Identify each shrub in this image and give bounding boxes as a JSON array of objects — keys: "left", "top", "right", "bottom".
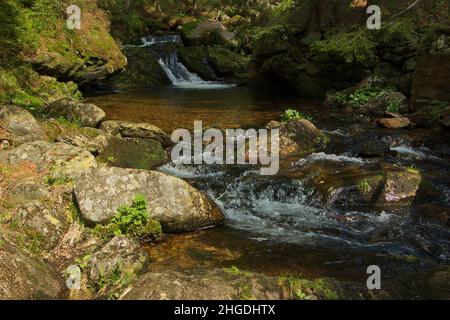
[
  {"left": 281, "top": 109, "right": 313, "bottom": 122},
  {"left": 335, "top": 86, "right": 395, "bottom": 108},
  {"left": 93, "top": 195, "right": 162, "bottom": 241}
]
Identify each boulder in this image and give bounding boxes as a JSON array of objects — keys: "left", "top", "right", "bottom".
[
  {"left": 0, "top": 141, "right": 97, "bottom": 180},
  {"left": 56, "top": 127, "right": 111, "bottom": 154},
  {"left": 377, "top": 117, "right": 411, "bottom": 128},
  {"left": 124, "top": 268, "right": 283, "bottom": 300},
  {"left": 104, "top": 47, "right": 170, "bottom": 89},
  {"left": 74, "top": 167, "right": 225, "bottom": 232},
  {"left": 206, "top": 46, "right": 249, "bottom": 82},
  {"left": 252, "top": 25, "right": 293, "bottom": 60},
  {"left": 86, "top": 236, "right": 149, "bottom": 285},
  {"left": 0, "top": 105, "right": 46, "bottom": 146},
  {"left": 97, "top": 137, "right": 168, "bottom": 170},
  {"left": 45, "top": 98, "right": 105, "bottom": 127},
  {"left": 279, "top": 119, "right": 329, "bottom": 157},
  {"left": 361, "top": 92, "right": 408, "bottom": 116},
  {"left": 357, "top": 139, "right": 390, "bottom": 157},
  {"left": 178, "top": 46, "right": 219, "bottom": 81},
  {"left": 181, "top": 21, "right": 235, "bottom": 46},
  {"left": 0, "top": 228, "right": 62, "bottom": 299},
  {"left": 99, "top": 120, "right": 172, "bottom": 147}
]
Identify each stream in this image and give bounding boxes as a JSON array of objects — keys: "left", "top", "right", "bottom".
[{"left": 85, "top": 35, "right": 450, "bottom": 298}]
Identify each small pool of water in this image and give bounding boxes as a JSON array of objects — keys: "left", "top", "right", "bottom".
[{"left": 87, "top": 86, "right": 319, "bottom": 132}]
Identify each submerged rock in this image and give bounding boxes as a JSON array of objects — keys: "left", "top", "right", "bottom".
[
  {"left": 0, "top": 141, "right": 97, "bottom": 180},
  {"left": 0, "top": 228, "right": 62, "bottom": 299},
  {"left": 99, "top": 120, "right": 172, "bottom": 147},
  {"left": 0, "top": 105, "right": 46, "bottom": 146},
  {"left": 45, "top": 98, "right": 105, "bottom": 127},
  {"left": 74, "top": 167, "right": 224, "bottom": 232},
  {"left": 279, "top": 119, "right": 329, "bottom": 157},
  {"left": 97, "top": 137, "right": 168, "bottom": 170}
]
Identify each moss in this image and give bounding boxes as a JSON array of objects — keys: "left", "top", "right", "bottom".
[{"left": 279, "top": 276, "right": 339, "bottom": 300}]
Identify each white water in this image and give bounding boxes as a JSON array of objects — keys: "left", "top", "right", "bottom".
[
  {"left": 295, "top": 152, "right": 365, "bottom": 166},
  {"left": 157, "top": 54, "right": 233, "bottom": 89},
  {"left": 390, "top": 145, "right": 440, "bottom": 160}
]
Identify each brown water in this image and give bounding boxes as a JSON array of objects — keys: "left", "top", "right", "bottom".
[
  {"left": 88, "top": 86, "right": 450, "bottom": 299},
  {"left": 87, "top": 87, "right": 319, "bottom": 132}
]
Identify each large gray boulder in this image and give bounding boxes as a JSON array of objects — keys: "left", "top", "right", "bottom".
[
  {"left": 0, "top": 141, "right": 97, "bottom": 180},
  {"left": 99, "top": 120, "right": 172, "bottom": 147},
  {"left": 45, "top": 98, "right": 105, "bottom": 127},
  {"left": 0, "top": 105, "right": 46, "bottom": 146},
  {"left": 74, "top": 167, "right": 224, "bottom": 232}
]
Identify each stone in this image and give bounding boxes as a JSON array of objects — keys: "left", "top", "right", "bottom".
[
  {"left": 377, "top": 117, "right": 411, "bottom": 128},
  {"left": 178, "top": 46, "right": 219, "bottom": 81},
  {"left": 0, "top": 141, "right": 97, "bottom": 180},
  {"left": 266, "top": 120, "right": 282, "bottom": 129},
  {"left": 45, "top": 98, "right": 105, "bottom": 127},
  {"left": 206, "top": 46, "right": 249, "bottom": 81},
  {"left": 0, "top": 105, "right": 46, "bottom": 146},
  {"left": 357, "top": 139, "right": 390, "bottom": 157},
  {"left": 279, "top": 119, "right": 329, "bottom": 157},
  {"left": 0, "top": 227, "right": 62, "bottom": 299},
  {"left": 74, "top": 167, "right": 225, "bottom": 232},
  {"left": 412, "top": 54, "right": 450, "bottom": 102},
  {"left": 97, "top": 137, "right": 168, "bottom": 170},
  {"left": 361, "top": 91, "right": 408, "bottom": 116},
  {"left": 99, "top": 120, "right": 172, "bottom": 148},
  {"left": 56, "top": 127, "right": 111, "bottom": 154},
  {"left": 86, "top": 236, "right": 149, "bottom": 284},
  {"left": 181, "top": 21, "right": 235, "bottom": 46}
]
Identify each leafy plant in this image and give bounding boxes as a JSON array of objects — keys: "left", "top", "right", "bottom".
[
  {"left": 93, "top": 195, "right": 162, "bottom": 241},
  {"left": 224, "top": 265, "right": 241, "bottom": 276},
  {"left": 406, "top": 165, "right": 420, "bottom": 174},
  {"left": 358, "top": 179, "right": 373, "bottom": 194},
  {"left": 386, "top": 101, "right": 401, "bottom": 113},
  {"left": 335, "top": 86, "right": 395, "bottom": 108},
  {"left": 281, "top": 109, "right": 313, "bottom": 122}
]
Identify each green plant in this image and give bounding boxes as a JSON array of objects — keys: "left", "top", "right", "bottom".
[
  {"left": 55, "top": 116, "right": 82, "bottom": 128},
  {"left": 93, "top": 195, "right": 162, "bottom": 241},
  {"left": 281, "top": 109, "right": 313, "bottom": 122},
  {"left": 224, "top": 265, "right": 241, "bottom": 276},
  {"left": 406, "top": 165, "right": 420, "bottom": 174},
  {"left": 335, "top": 86, "right": 395, "bottom": 108},
  {"left": 358, "top": 179, "right": 373, "bottom": 194},
  {"left": 386, "top": 101, "right": 401, "bottom": 113}
]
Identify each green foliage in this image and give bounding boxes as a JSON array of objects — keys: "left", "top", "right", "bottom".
[
  {"left": 96, "top": 264, "right": 135, "bottom": 300},
  {"left": 93, "top": 195, "right": 162, "bottom": 241},
  {"left": 313, "top": 28, "right": 376, "bottom": 64},
  {"left": 335, "top": 86, "right": 395, "bottom": 108},
  {"left": 358, "top": 179, "right": 373, "bottom": 194},
  {"left": 406, "top": 165, "right": 420, "bottom": 175},
  {"left": 55, "top": 116, "right": 82, "bottom": 128},
  {"left": 386, "top": 101, "right": 401, "bottom": 113},
  {"left": 279, "top": 276, "right": 339, "bottom": 300},
  {"left": 376, "top": 19, "right": 419, "bottom": 47},
  {"left": 281, "top": 109, "right": 313, "bottom": 122},
  {"left": 223, "top": 265, "right": 241, "bottom": 276}
]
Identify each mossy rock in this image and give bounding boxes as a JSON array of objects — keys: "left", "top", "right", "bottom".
[
  {"left": 252, "top": 25, "right": 296, "bottom": 60},
  {"left": 97, "top": 137, "right": 168, "bottom": 170},
  {"left": 207, "top": 46, "right": 249, "bottom": 82},
  {"left": 178, "top": 46, "right": 219, "bottom": 81}
]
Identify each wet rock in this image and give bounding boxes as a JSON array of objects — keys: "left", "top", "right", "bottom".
[
  {"left": 45, "top": 98, "right": 105, "bottom": 127},
  {"left": 74, "top": 167, "right": 225, "bottom": 232},
  {"left": 56, "top": 127, "right": 111, "bottom": 154},
  {"left": 377, "top": 117, "right": 411, "bottom": 128},
  {"left": 441, "top": 109, "right": 450, "bottom": 128},
  {"left": 0, "top": 141, "right": 97, "bottom": 180},
  {"left": 357, "top": 139, "right": 390, "bottom": 157},
  {"left": 86, "top": 236, "right": 149, "bottom": 285},
  {"left": 97, "top": 137, "right": 168, "bottom": 170},
  {"left": 0, "top": 227, "right": 62, "bottom": 299},
  {"left": 99, "top": 120, "right": 172, "bottom": 147},
  {"left": 206, "top": 46, "right": 249, "bottom": 82},
  {"left": 266, "top": 120, "right": 282, "bottom": 129},
  {"left": 104, "top": 47, "right": 170, "bottom": 89},
  {"left": 0, "top": 105, "right": 46, "bottom": 146},
  {"left": 279, "top": 119, "right": 329, "bottom": 157},
  {"left": 408, "top": 102, "right": 449, "bottom": 128},
  {"left": 178, "top": 46, "right": 219, "bottom": 81},
  {"left": 415, "top": 204, "right": 450, "bottom": 228}
]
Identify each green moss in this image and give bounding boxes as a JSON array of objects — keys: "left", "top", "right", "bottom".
[
  {"left": 279, "top": 276, "right": 339, "bottom": 300},
  {"left": 358, "top": 179, "right": 373, "bottom": 194},
  {"left": 335, "top": 86, "right": 395, "bottom": 108},
  {"left": 281, "top": 109, "right": 313, "bottom": 123}
]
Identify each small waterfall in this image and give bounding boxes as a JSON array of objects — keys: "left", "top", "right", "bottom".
[{"left": 140, "top": 34, "right": 232, "bottom": 89}]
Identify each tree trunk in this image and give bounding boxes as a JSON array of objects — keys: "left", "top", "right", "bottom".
[{"left": 307, "top": 0, "right": 353, "bottom": 33}]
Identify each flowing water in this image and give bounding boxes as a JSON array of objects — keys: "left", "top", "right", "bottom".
[{"left": 86, "top": 43, "right": 450, "bottom": 297}]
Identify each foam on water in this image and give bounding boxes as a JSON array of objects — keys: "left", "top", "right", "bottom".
[{"left": 295, "top": 152, "right": 365, "bottom": 166}]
